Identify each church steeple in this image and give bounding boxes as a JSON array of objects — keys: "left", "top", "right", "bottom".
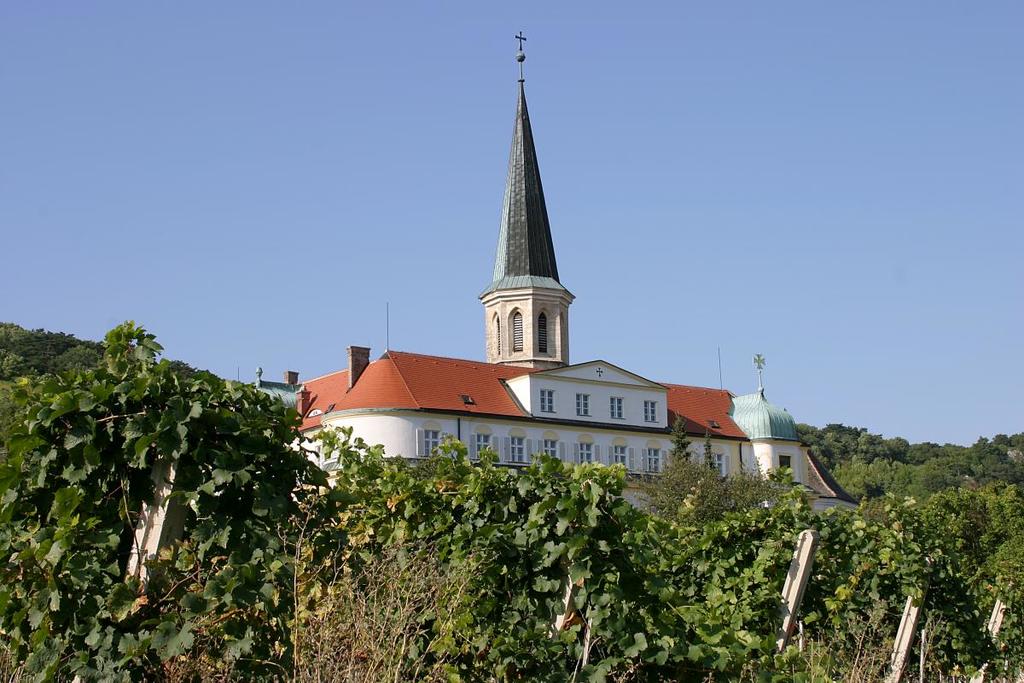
[
  {"left": 485, "top": 80, "right": 563, "bottom": 292},
  {"left": 481, "top": 36, "right": 573, "bottom": 369}
]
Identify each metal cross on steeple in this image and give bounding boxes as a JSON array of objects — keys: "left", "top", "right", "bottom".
[
  {"left": 753, "top": 354, "right": 766, "bottom": 392},
  {"left": 514, "top": 31, "right": 527, "bottom": 82}
]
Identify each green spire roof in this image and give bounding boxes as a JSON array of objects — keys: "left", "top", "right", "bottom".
[
  {"left": 730, "top": 389, "right": 800, "bottom": 441},
  {"left": 482, "top": 81, "right": 565, "bottom": 296}
]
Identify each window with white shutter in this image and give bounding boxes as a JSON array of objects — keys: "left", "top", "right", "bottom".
[
  {"left": 539, "top": 389, "right": 555, "bottom": 413},
  {"left": 612, "top": 445, "right": 627, "bottom": 465},
  {"left": 644, "top": 448, "right": 661, "bottom": 473},
  {"left": 576, "top": 393, "right": 590, "bottom": 417},
  {"left": 609, "top": 397, "right": 624, "bottom": 420},
  {"left": 509, "top": 436, "right": 526, "bottom": 463},
  {"left": 578, "top": 442, "right": 593, "bottom": 463},
  {"left": 543, "top": 439, "right": 558, "bottom": 457},
  {"left": 422, "top": 430, "right": 440, "bottom": 456},
  {"left": 474, "top": 433, "right": 491, "bottom": 459}
]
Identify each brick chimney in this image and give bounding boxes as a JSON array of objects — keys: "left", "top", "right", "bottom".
[
  {"left": 348, "top": 346, "right": 370, "bottom": 390},
  {"left": 284, "top": 370, "right": 299, "bottom": 385},
  {"left": 296, "top": 386, "right": 311, "bottom": 416}
]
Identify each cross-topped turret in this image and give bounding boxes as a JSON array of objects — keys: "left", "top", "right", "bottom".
[
  {"left": 514, "top": 32, "right": 527, "bottom": 81},
  {"left": 481, "top": 35, "right": 574, "bottom": 369},
  {"left": 753, "top": 354, "right": 766, "bottom": 392}
]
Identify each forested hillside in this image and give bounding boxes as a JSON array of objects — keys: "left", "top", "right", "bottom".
[
  {"left": 798, "top": 423, "right": 1024, "bottom": 501},
  {"left": 0, "top": 323, "right": 198, "bottom": 443}
]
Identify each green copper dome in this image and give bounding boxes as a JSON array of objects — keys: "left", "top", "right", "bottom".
[{"left": 730, "top": 389, "right": 799, "bottom": 441}]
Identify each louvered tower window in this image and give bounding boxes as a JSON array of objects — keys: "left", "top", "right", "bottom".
[
  {"left": 537, "top": 313, "right": 548, "bottom": 353},
  {"left": 512, "top": 311, "right": 524, "bottom": 352},
  {"left": 495, "top": 316, "right": 501, "bottom": 354}
]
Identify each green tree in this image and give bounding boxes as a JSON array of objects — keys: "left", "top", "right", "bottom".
[
  {"left": 639, "top": 451, "right": 784, "bottom": 525},
  {"left": 52, "top": 344, "right": 102, "bottom": 373},
  {"left": 0, "top": 322, "right": 199, "bottom": 381},
  {"left": 0, "top": 382, "right": 15, "bottom": 454},
  {"left": 0, "top": 322, "right": 325, "bottom": 680},
  {"left": 670, "top": 415, "right": 692, "bottom": 461}
]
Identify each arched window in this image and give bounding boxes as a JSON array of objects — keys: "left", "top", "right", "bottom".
[
  {"left": 512, "top": 311, "right": 524, "bottom": 352},
  {"left": 537, "top": 312, "right": 548, "bottom": 353},
  {"left": 495, "top": 315, "right": 501, "bottom": 355}
]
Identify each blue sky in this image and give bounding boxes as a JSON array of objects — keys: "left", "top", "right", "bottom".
[{"left": 1, "top": 3, "right": 1021, "bottom": 445}]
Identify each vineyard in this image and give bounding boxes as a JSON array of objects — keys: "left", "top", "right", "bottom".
[{"left": 0, "top": 324, "right": 1020, "bottom": 681}]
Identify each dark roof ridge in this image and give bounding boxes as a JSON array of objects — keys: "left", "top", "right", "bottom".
[
  {"left": 302, "top": 368, "right": 349, "bottom": 384},
  {"left": 660, "top": 381, "right": 735, "bottom": 396},
  {"left": 384, "top": 349, "right": 537, "bottom": 372},
  {"left": 806, "top": 451, "right": 858, "bottom": 504}
]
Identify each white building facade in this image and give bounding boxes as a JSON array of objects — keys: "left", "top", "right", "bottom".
[{"left": 257, "top": 52, "right": 855, "bottom": 510}]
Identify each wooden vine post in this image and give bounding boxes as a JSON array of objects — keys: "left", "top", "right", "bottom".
[
  {"left": 885, "top": 593, "right": 927, "bottom": 683},
  {"left": 969, "top": 599, "right": 1007, "bottom": 683},
  {"left": 125, "top": 457, "right": 185, "bottom": 586},
  {"left": 885, "top": 555, "right": 934, "bottom": 683},
  {"left": 551, "top": 575, "right": 593, "bottom": 670},
  {"left": 776, "top": 529, "right": 820, "bottom": 652}
]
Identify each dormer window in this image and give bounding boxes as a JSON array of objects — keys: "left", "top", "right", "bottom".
[
  {"left": 307, "top": 409, "right": 323, "bottom": 418},
  {"left": 643, "top": 400, "right": 657, "bottom": 422}
]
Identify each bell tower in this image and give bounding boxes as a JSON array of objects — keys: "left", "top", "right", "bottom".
[{"left": 480, "top": 36, "right": 573, "bottom": 369}]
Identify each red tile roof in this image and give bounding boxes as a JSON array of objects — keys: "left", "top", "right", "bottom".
[
  {"left": 297, "top": 351, "right": 745, "bottom": 438},
  {"left": 299, "top": 369, "right": 349, "bottom": 430},
  {"left": 664, "top": 383, "right": 747, "bottom": 439}
]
